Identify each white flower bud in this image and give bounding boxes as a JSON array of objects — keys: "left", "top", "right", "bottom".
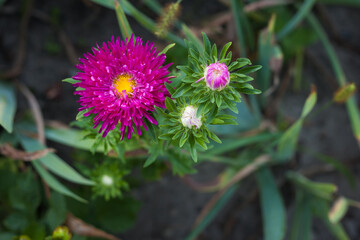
[
  {"left": 181, "top": 105, "right": 202, "bottom": 129},
  {"left": 101, "top": 175, "right": 113, "bottom": 186}
]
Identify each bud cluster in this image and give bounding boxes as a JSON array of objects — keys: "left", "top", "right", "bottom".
[{"left": 155, "top": 33, "right": 261, "bottom": 162}]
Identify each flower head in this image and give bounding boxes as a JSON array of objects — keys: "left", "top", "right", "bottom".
[
  {"left": 73, "top": 35, "right": 172, "bottom": 140},
  {"left": 181, "top": 105, "right": 202, "bottom": 129},
  {"left": 204, "top": 62, "right": 230, "bottom": 90}
]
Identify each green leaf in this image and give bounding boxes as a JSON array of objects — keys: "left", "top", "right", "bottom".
[
  {"left": 276, "top": 0, "right": 316, "bottom": 40},
  {"left": 32, "top": 161, "right": 87, "bottom": 203},
  {"left": 288, "top": 172, "right": 337, "bottom": 200},
  {"left": 185, "top": 185, "right": 238, "bottom": 240},
  {"left": 8, "top": 170, "right": 40, "bottom": 213},
  {"left": 219, "top": 42, "right": 232, "bottom": 60},
  {"left": 189, "top": 142, "right": 197, "bottom": 162},
  {"left": 203, "top": 132, "right": 279, "bottom": 157},
  {"left": 202, "top": 32, "right": 211, "bottom": 54},
  {"left": 256, "top": 167, "right": 286, "bottom": 240},
  {"left": 93, "top": 196, "right": 141, "bottom": 232},
  {"left": 19, "top": 135, "right": 94, "bottom": 186},
  {"left": 168, "top": 149, "right": 197, "bottom": 176},
  {"left": 114, "top": 0, "right": 133, "bottom": 39},
  {"left": 277, "top": 87, "right": 317, "bottom": 161},
  {"left": 290, "top": 190, "right": 312, "bottom": 240},
  {"left": 62, "top": 78, "right": 80, "bottom": 84},
  {"left": 45, "top": 192, "right": 67, "bottom": 230},
  {"left": 3, "top": 211, "right": 28, "bottom": 232},
  {"left": 144, "top": 142, "right": 161, "bottom": 167},
  {"left": 183, "top": 25, "right": 203, "bottom": 51},
  {"left": 159, "top": 43, "right": 176, "bottom": 55},
  {"left": 0, "top": 81, "right": 16, "bottom": 133},
  {"left": 165, "top": 97, "right": 176, "bottom": 112}
]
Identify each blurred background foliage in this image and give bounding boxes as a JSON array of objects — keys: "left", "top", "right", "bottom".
[{"left": 0, "top": 0, "right": 360, "bottom": 239}]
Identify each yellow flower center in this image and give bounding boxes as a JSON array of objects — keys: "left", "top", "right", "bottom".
[{"left": 113, "top": 74, "right": 135, "bottom": 96}]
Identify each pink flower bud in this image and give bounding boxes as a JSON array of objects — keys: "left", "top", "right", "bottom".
[{"left": 204, "top": 63, "right": 230, "bottom": 90}]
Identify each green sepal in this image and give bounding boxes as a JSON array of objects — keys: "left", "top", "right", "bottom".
[
  {"left": 62, "top": 78, "right": 80, "bottom": 84},
  {"left": 219, "top": 42, "right": 232, "bottom": 60},
  {"left": 236, "top": 65, "right": 262, "bottom": 74},
  {"left": 165, "top": 97, "right": 176, "bottom": 112}
]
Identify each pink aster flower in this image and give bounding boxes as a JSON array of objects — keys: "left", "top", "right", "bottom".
[
  {"left": 197, "top": 62, "right": 230, "bottom": 90},
  {"left": 73, "top": 35, "right": 172, "bottom": 140}
]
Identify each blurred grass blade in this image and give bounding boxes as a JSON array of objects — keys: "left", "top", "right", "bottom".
[
  {"left": 302, "top": 148, "right": 356, "bottom": 187},
  {"left": 185, "top": 185, "right": 238, "bottom": 240},
  {"left": 19, "top": 135, "right": 94, "bottom": 186},
  {"left": 290, "top": 190, "right": 311, "bottom": 240},
  {"left": 257, "top": 15, "right": 276, "bottom": 105},
  {"left": 287, "top": 171, "right": 337, "bottom": 200},
  {"left": 159, "top": 43, "right": 176, "bottom": 55},
  {"left": 277, "top": 86, "right": 317, "bottom": 161},
  {"left": 121, "top": 0, "right": 185, "bottom": 47},
  {"left": 143, "top": 0, "right": 162, "bottom": 13},
  {"left": 256, "top": 167, "right": 286, "bottom": 240},
  {"left": 182, "top": 24, "right": 203, "bottom": 51},
  {"left": 202, "top": 132, "right": 279, "bottom": 158},
  {"left": 89, "top": 0, "right": 185, "bottom": 47},
  {"left": 307, "top": 13, "right": 360, "bottom": 146},
  {"left": 276, "top": 0, "right": 316, "bottom": 40},
  {"left": 32, "top": 161, "right": 87, "bottom": 203},
  {"left": 90, "top": 0, "right": 116, "bottom": 9},
  {"left": 329, "top": 197, "right": 349, "bottom": 224},
  {"left": 0, "top": 81, "right": 16, "bottom": 133},
  {"left": 230, "top": 0, "right": 247, "bottom": 57},
  {"left": 312, "top": 198, "right": 350, "bottom": 240},
  {"left": 317, "top": 0, "right": 360, "bottom": 6},
  {"left": 114, "top": 0, "right": 133, "bottom": 39}
]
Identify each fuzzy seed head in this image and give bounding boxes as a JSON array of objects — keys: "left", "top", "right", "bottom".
[{"left": 204, "top": 62, "right": 230, "bottom": 90}]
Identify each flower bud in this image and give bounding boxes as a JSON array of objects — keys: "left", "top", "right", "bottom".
[
  {"left": 52, "top": 226, "right": 72, "bottom": 240},
  {"left": 101, "top": 175, "right": 113, "bottom": 186},
  {"left": 333, "top": 83, "right": 357, "bottom": 104},
  {"left": 181, "top": 105, "right": 202, "bottom": 129},
  {"left": 204, "top": 62, "right": 230, "bottom": 90}
]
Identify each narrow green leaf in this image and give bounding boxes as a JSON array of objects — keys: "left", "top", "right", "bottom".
[
  {"left": 165, "top": 97, "right": 176, "bottom": 112},
  {"left": 182, "top": 25, "right": 203, "bottom": 51},
  {"left": 32, "top": 161, "right": 86, "bottom": 203},
  {"left": 159, "top": 43, "right": 176, "bottom": 55},
  {"left": 219, "top": 42, "right": 232, "bottom": 60},
  {"left": 19, "top": 135, "right": 94, "bottom": 186},
  {"left": 114, "top": 0, "right": 133, "bottom": 39},
  {"left": 288, "top": 172, "right": 337, "bottom": 200},
  {"left": 277, "top": 88, "right": 317, "bottom": 161},
  {"left": 276, "top": 0, "right": 316, "bottom": 40},
  {"left": 62, "top": 78, "right": 80, "bottom": 84},
  {"left": 290, "top": 189, "right": 312, "bottom": 240},
  {"left": 256, "top": 167, "right": 286, "bottom": 240},
  {"left": 0, "top": 81, "right": 16, "bottom": 133},
  {"left": 307, "top": 13, "right": 360, "bottom": 145},
  {"left": 185, "top": 185, "right": 238, "bottom": 240},
  {"left": 144, "top": 143, "right": 161, "bottom": 167}
]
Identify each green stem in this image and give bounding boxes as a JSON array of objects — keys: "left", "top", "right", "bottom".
[
  {"left": 121, "top": 0, "right": 186, "bottom": 47},
  {"left": 276, "top": 0, "right": 316, "bottom": 40},
  {"left": 307, "top": 13, "right": 360, "bottom": 143},
  {"left": 230, "top": 0, "right": 247, "bottom": 57}
]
